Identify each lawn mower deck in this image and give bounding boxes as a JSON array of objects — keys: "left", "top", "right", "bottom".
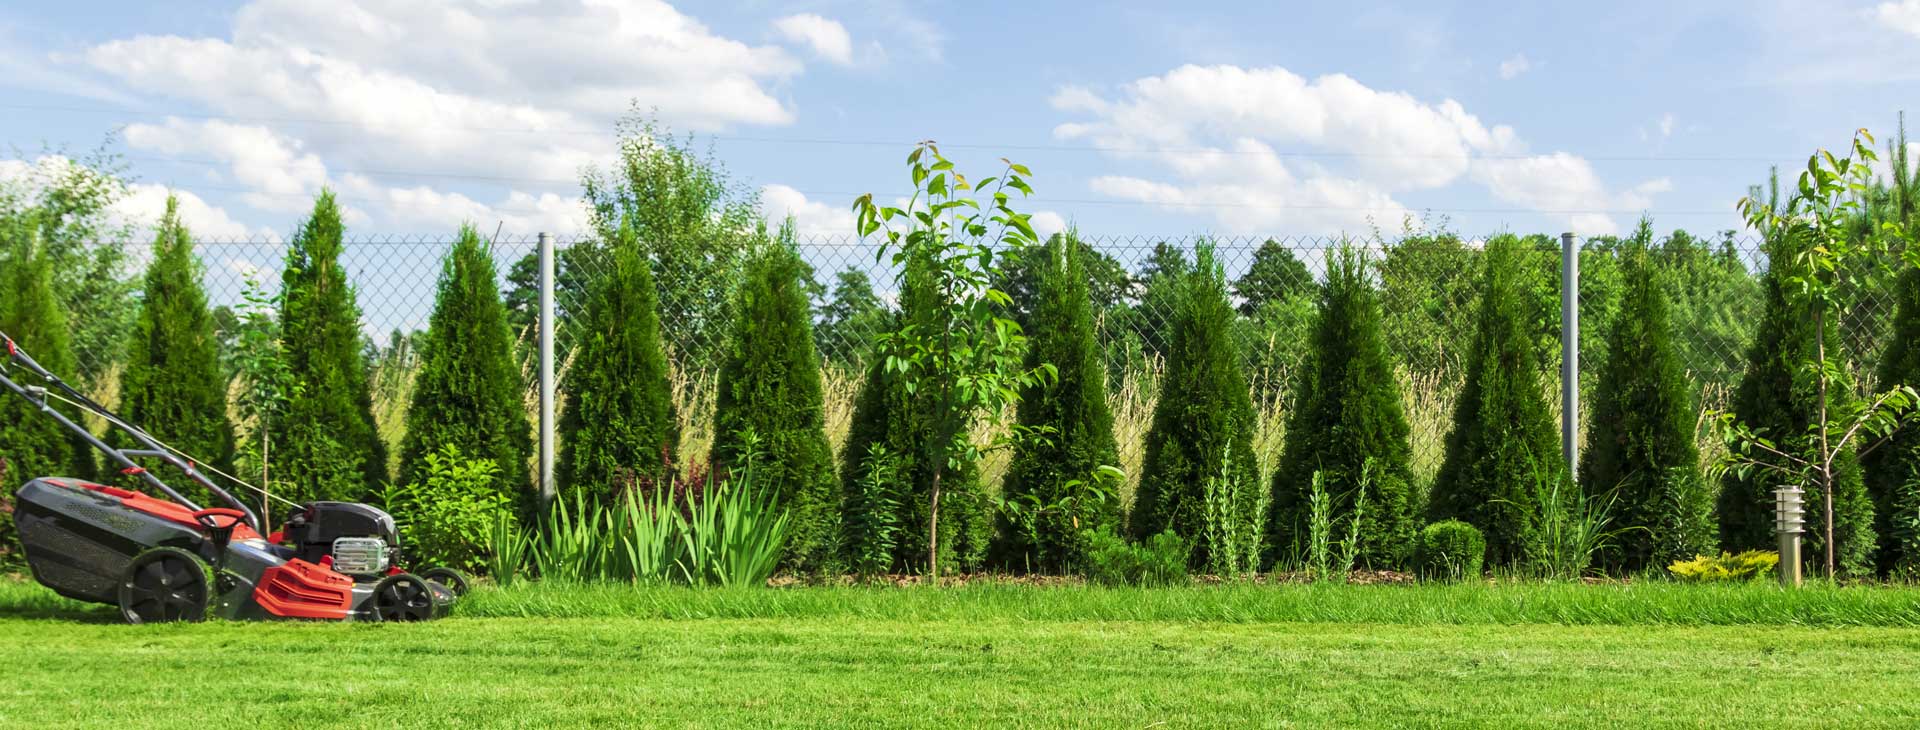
[{"left": 3, "top": 332, "right": 465, "bottom": 623}]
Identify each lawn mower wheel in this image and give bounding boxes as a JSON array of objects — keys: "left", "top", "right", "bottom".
[
  {"left": 118, "top": 546, "right": 212, "bottom": 624},
  {"left": 368, "top": 573, "right": 443, "bottom": 622},
  {"left": 420, "top": 567, "right": 471, "bottom": 597}
]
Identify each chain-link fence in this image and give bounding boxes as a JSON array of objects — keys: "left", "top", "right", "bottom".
[{"left": 63, "top": 232, "right": 1904, "bottom": 495}]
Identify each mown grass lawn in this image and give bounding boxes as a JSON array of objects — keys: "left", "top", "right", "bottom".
[{"left": 6, "top": 580, "right": 1920, "bottom": 728}]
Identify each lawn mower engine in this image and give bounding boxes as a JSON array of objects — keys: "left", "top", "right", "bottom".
[{"left": 3, "top": 331, "right": 467, "bottom": 624}]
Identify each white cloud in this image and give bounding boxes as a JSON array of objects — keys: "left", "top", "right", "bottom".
[
  {"left": 1052, "top": 64, "right": 1660, "bottom": 234},
  {"left": 773, "top": 14, "right": 854, "bottom": 66},
  {"left": 1031, "top": 211, "right": 1067, "bottom": 240},
  {"left": 126, "top": 117, "right": 330, "bottom": 213},
  {"left": 1659, "top": 113, "right": 1676, "bottom": 139},
  {"left": 1875, "top": 0, "right": 1920, "bottom": 37},
  {"left": 113, "top": 184, "right": 274, "bottom": 240},
  {"left": 82, "top": 0, "right": 803, "bottom": 187},
  {"left": 1053, "top": 66, "right": 1518, "bottom": 191},
  {"left": 760, "top": 184, "right": 855, "bottom": 235},
  {"left": 1471, "top": 153, "right": 1669, "bottom": 236},
  {"left": 1498, "top": 54, "right": 1531, "bottom": 80},
  {"left": 123, "top": 118, "right": 585, "bottom": 235},
  {"left": 335, "top": 174, "right": 586, "bottom": 235},
  {"left": 0, "top": 155, "right": 266, "bottom": 239}
]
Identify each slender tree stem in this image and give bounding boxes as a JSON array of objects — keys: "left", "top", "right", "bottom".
[{"left": 1816, "top": 304, "right": 1835, "bottom": 579}]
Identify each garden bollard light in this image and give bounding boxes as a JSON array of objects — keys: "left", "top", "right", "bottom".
[{"left": 1774, "top": 485, "right": 1804, "bottom": 588}]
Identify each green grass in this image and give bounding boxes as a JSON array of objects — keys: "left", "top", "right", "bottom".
[
  {"left": 8, "top": 579, "right": 1920, "bottom": 727},
  {"left": 458, "top": 579, "right": 1920, "bottom": 627}
]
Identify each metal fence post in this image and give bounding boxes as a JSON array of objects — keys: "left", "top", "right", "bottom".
[
  {"left": 1560, "top": 231, "right": 1580, "bottom": 480},
  {"left": 538, "top": 232, "right": 557, "bottom": 505}
]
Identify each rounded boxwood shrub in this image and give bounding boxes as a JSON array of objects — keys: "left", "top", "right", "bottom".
[{"left": 1414, "top": 520, "right": 1485, "bottom": 582}]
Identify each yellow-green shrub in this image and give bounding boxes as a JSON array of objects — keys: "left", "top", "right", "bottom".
[{"left": 1668, "top": 551, "right": 1779, "bottom": 582}]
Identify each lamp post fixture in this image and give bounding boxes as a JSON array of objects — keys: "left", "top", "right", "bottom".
[{"left": 1774, "top": 485, "right": 1805, "bottom": 588}]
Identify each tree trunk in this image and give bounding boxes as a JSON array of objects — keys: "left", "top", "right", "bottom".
[
  {"left": 261, "top": 430, "right": 272, "bottom": 528},
  {"left": 927, "top": 465, "right": 942, "bottom": 582},
  {"left": 1816, "top": 306, "right": 1835, "bottom": 579}
]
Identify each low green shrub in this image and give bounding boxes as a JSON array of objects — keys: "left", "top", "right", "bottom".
[
  {"left": 1669, "top": 551, "right": 1780, "bottom": 583},
  {"left": 0, "top": 494, "right": 21, "bottom": 575},
  {"left": 379, "top": 445, "right": 513, "bottom": 574},
  {"left": 1081, "top": 530, "right": 1189, "bottom": 587},
  {"left": 1415, "top": 520, "right": 1485, "bottom": 582}
]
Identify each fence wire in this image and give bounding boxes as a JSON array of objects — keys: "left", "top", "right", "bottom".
[{"left": 59, "top": 232, "right": 1901, "bottom": 490}]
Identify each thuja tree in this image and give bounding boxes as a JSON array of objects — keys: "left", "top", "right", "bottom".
[
  {"left": 1868, "top": 264, "right": 1920, "bottom": 576},
  {"left": 114, "top": 197, "right": 236, "bottom": 492},
  {"left": 1128, "top": 243, "right": 1260, "bottom": 567},
  {"left": 838, "top": 253, "right": 996, "bottom": 575},
  {"left": 397, "top": 225, "right": 532, "bottom": 508},
  {"left": 847, "top": 143, "right": 1050, "bottom": 578},
  {"left": 558, "top": 231, "right": 679, "bottom": 494},
  {"left": 1719, "top": 130, "right": 1914, "bottom": 579},
  {"left": 1580, "top": 244, "right": 1714, "bottom": 572},
  {"left": 277, "top": 191, "right": 386, "bottom": 503},
  {"left": 1864, "top": 120, "right": 1920, "bottom": 578},
  {"left": 1267, "top": 246, "right": 1417, "bottom": 568},
  {"left": 996, "top": 232, "right": 1124, "bottom": 572},
  {"left": 1428, "top": 235, "right": 1566, "bottom": 567},
  {"left": 712, "top": 223, "right": 839, "bottom": 570},
  {"left": 0, "top": 213, "right": 93, "bottom": 480}
]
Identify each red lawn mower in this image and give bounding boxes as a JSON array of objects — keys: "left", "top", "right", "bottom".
[{"left": 2, "top": 332, "right": 465, "bottom": 623}]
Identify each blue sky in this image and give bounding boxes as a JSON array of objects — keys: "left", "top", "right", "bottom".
[{"left": 3, "top": 0, "right": 1920, "bottom": 245}]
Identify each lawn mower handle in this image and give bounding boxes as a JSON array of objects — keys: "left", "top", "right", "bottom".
[{"left": 0, "top": 331, "right": 262, "bottom": 532}]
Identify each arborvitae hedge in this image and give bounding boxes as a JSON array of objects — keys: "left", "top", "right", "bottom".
[
  {"left": 1428, "top": 235, "right": 1566, "bottom": 567},
  {"left": 712, "top": 232, "right": 838, "bottom": 570},
  {"left": 1718, "top": 241, "right": 1875, "bottom": 577},
  {"left": 996, "top": 234, "right": 1123, "bottom": 572},
  {"left": 0, "top": 215, "right": 94, "bottom": 481},
  {"left": 1267, "top": 246, "right": 1416, "bottom": 568},
  {"left": 277, "top": 191, "right": 386, "bottom": 503},
  {"left": 1580, "top": 246, "right": 1714, "bottom": 572},
  {"left": 114, "top": 198, "right": 236, "bottom": 497},
  {"left": 1128, "top": 243, "right": 1260, "bottom": 566},
  {"left": 839, "top": 249, "right": 991, "bottom": 574},
  {"left": 396, "top": 225, "right": 531, "bottom": 508},
  {"left": 559, "top": 233, "right": 679, "bottom": 495},
  {"left": 1867, "top": 262, "right": 1920, "bottom": 577}
]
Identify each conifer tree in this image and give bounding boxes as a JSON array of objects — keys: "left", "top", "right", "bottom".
[
  {"left": 277, "top": 191, "right": 385, "bottom": 503},
  {"left": 712, "top": 226, "right": 838, "bottom": 570},
  {"left": 397, "top": 224, "right": 532, "bottom": 506},
  {"left": 1868, "top": 247, "right": 1920, "bottom": 577},
  {"left": 558, "top": 231, "right": 679, "bottom": 494},
  {"left": 0, "top": 214, "right": 93, "bottom": 481},
  {"left": 114, "top": 197, "right": 236, "bottom": 493},
  {"left": 1267, "top": 246, "right": 1416, "bottom": 567},
  {"left": 997, "top": 233, "right": 1123, "bottom": 571},
  {"left": 1128, "top": 243, "right": 1260, "bottom": 566},
  {"left": 1580, "top": 245, "right": 1714, "bottom": 572},
  {"left": 1721, "top": 246, "right": 1876, "bottom": 575},
  {"left": 838, "top": 250, "right": 991, "bottom": 573},
  {"left": 1864, "top": 123, "right": 1920, "bottom": 577},
  {"left": 1428, "top": 235, "right": 1566, "bottom": 567}
]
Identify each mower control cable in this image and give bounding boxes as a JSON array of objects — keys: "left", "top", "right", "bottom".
[
  {"left": 1, "top": 332, "right": 272, "bottom": 529},
  {"left": 38, "top": 389, "right": 303, "bottom": 510}
]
